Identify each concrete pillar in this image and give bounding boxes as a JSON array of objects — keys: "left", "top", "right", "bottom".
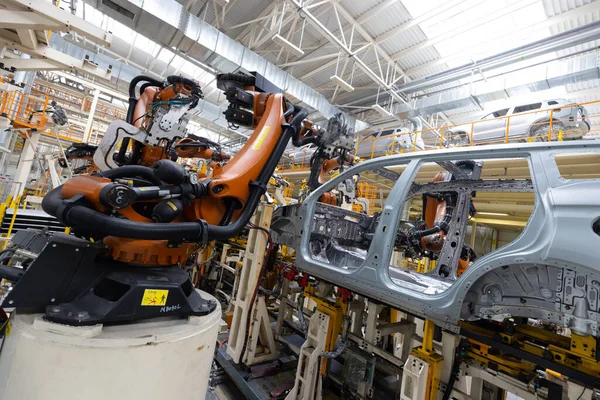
[
  {"left": 83, "top": 89, "right": 99, "bottom": 143},
  {"left": 11, "top": 131, "right": 40, "bottom": 196}
]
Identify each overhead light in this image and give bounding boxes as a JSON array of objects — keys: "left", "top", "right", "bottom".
[
  {"left": 372, "top": 104, "right": 392, "bottom": 117},
  {"left": 272, "top": 34, "right": 305, "bottom": 57},
  {"left": 330, "top": 75, "right": 354, "bottom": 92},
  {"left": 477, "top": 212, "right": 509, "bottom": 216},
  {"left": 214, "top": 0, "right": 229, "bottom": 6}
]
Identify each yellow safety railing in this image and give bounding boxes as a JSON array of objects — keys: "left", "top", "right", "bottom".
[
  {"left": 0, "top": 195, "right": 23, "bottom": 250},
  {"left": 401, "top": 257, "right": 436, "bottom": 273},
  {"left": 357, "top": 182, "right": 377, "bottom": 199},
  {"left": 278, "top": 99, "right": 600, "bottom": 172},
  {"left": 31, "top": 80, "right": 126, "bottom": 121},
  {"left": 0, "top": 89, "right": 87, "bottom": 143},
  {"left": 0, "top": 90, "right": 49, "bottom": 130}
]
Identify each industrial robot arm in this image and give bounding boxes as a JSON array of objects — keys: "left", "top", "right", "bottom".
[
  {"left": 303, "top": 113, "right": 356, "bottom": 206},
  {"left": 41, "top": 73, "right": 310, "bottom": 264}
]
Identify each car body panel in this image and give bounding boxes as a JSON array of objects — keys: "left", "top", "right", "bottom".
[{"left": 271, "top": 140, "right": 600, "bottom": 335}]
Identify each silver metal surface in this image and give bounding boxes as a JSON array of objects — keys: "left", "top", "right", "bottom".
[{"left": 272, "top": 140, "right": 600, "bottom": 335}]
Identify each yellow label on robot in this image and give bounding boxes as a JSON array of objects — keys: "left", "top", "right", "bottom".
[
  {"left": 141, "top": 289, "right": 169, "bottom": 306},
  {"left": 252, "top": 126, "right": 271, "bottom": 151}
]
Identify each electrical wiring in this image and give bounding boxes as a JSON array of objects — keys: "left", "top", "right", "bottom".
[
  {"left": 149, "top": 97, "right": 196, "bottom": 107},
  {"left": 576, "top": 385, "right": 587, "bottom": 400},
  {"left": 246, "top": 222, "right": 273, "bottom": 247}
]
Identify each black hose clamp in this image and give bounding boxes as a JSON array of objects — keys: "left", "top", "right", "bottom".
[
  {"left": 55, "top": 194, "right": 87, "bottom": 226},
  {"left": 196, "top": 219, "right": 209, "bottom": 243},
  {"left": 249, "top": 180, "right": 268, "bottom": 193}
]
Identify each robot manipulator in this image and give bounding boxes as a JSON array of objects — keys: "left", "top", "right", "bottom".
[{"left": 2, "top": 72, "right": 318, "bottom": 326}]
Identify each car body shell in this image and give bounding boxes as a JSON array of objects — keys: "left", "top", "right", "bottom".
[{"left": 274, "top": 140, "right": 600, "bottom": 335}]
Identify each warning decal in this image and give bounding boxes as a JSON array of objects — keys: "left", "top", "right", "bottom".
[
  {"left": 252, "top": 126, "right": 271, "bottom": 151},
  {"left": 141, "top": 289, "right": 169, "bottom": 306}
]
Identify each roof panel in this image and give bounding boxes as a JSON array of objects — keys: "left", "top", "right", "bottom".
[
  {"left": 340, "top": 0, "right": 382, "bottom": 17},
  {"left": 362, "top": 3, "right": 414, "bottom": 39},
  {"left": 379, "top": 25, "right": 427, "bottom": 55},
  {"left": 395, "top": 45, "right": 442, "bottom": 72},
  {"left": 542, "top": 0, "right": 595, "bottom": 17}
]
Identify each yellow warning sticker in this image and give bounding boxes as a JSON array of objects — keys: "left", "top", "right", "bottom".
[
  {"left": 141, "top": 289, "right": 169, "bottom": 306},
  {"left": 252, "top": 126, "right": 271, "bottom": 151}
]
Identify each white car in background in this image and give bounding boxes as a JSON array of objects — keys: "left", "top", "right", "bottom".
[{"left": 447, "top": 99, "right": 590, "bottom": 145}]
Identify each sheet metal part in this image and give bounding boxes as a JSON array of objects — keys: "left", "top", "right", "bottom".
[{"left": 271, "top": 140, "right": 600, "bottom": 335}]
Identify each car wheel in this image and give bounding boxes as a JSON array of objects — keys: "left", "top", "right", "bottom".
[
  {"left": 529, "top": 121, "right": 564, "bottom": 142},
  {"left": 583, "top": 120, "right": 591, "bottom": 135}
]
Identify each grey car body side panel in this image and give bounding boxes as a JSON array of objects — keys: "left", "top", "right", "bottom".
[{"left": 279, "top": 141, "right": 600, "bottom": 334}]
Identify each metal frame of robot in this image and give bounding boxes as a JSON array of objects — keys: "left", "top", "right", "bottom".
[{"left": 283, "top": 140, "right": 600, "bottom": 334}]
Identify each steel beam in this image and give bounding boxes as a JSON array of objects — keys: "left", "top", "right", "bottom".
[
  {"left": 0, "top": 10, "right": 60, "bottom": 30},
  {"left": 1, "top": 58, "right": 61, "bottom": 70},
  {"left": 7, "top": 0, "right": 112, "bottom": 47},
  {"left": 0, "top": 34, "right": 112, "bottom": 79}
]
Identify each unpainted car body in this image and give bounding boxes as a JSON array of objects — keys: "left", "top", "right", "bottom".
[
  {"left": 447, "top": 99, "right": 589, "bottom": 145},
  {"left": 271, "top": 140, "right": 600, "bottom": 336}
]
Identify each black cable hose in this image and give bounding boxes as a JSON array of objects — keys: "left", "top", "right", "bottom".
[
  {"left": 98, "top": 165, "right": 164, "bottom": 186},
  {"left": 218, "top": 199, "right": 238, "bottom": 226},
  {"left": 0, "top": 265, "right": 24, "bottom": 282},
  {"left": 0, "top": 249, "right": 14, "bottom": 265},
  {"left": 126, "top": 75, "right": 164, "bottom": 124},
  {"left": 41, "top": 186, "right": 66, "bottom": 216},
  {"left": 413, "top": 193, "right": 454, "bottom": 239},
  {"left": 206, "top": 105, "right": 307, "bottom": 241},
  {"left": 129, "top": 76, "right": 164, "bottom": 100},
  {"left": 127, "top": 141, "right": 145, "bottom": 165},
  {"left": 216, "top": 72, "right": 255, "bottom": 86},
  {"left": 167, "top": 75, "right": 202, "bottom": 97},
  {"left": 121, "top": 76, "right": 165, "bottom": 164},
  {"left": 308, "top": 152, "right": 326, "bottom": 191},
  {"left": 292, "top": 135, "right": 320, "bottom": 147},
  {"left": 42, "top": 104, "right": 308, "bottom": 243},
  {"left": 284, "top": 100, "right": 295, "bottom": 118},
  {"left": 139, "top": 82, "right": 158, "bottom": 98},
  {"left": 68, "top": 206, "right": 206, "bottom": 241},
  {"left": 442, "top": 339, "right": 468, "bottom": 400}
]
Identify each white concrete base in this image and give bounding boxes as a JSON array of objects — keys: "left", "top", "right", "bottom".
[{"left": 0, "top": 290, "right": 221, "bottom": 400}]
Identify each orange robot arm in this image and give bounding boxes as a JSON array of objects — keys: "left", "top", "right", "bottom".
[{"left": 42, "top": 73, "right": 310, "bottom": 264}]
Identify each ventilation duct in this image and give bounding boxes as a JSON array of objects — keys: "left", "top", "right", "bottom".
[
  {"left": 49, "top": 34, "right": 252, "bottom": 138},
  {"left": 394, "top": 52, "right": 600, "bottom": 118},
  {"left": 88, "top": 0, "right": 369, "bottom": 133}
]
